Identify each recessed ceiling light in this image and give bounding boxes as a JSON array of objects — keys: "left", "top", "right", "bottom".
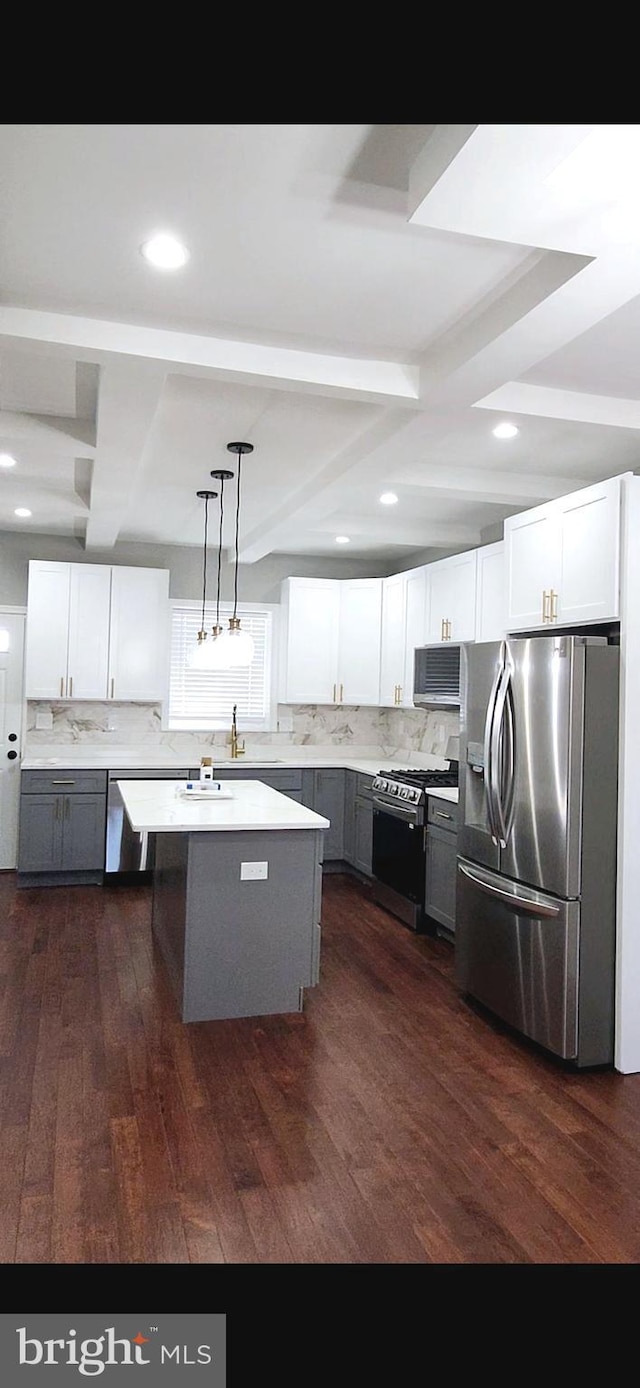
[
  {"left": 492, "top": 422, "right": 519, "bottom": 440},
  {"left": 140, "top": 233, "right": 189, "bottom": 270},
  {"left": 14, "top": 507, "right": 31, "bottom": 518},
  {"left": 379, "top": 492, "right": 398, "bottom": 506},
  {"left": 0, "top": 453, "right": 17, "bottom": 469},
  {"left": 335, "top": 535, "right": 350, "bottom": 544}
]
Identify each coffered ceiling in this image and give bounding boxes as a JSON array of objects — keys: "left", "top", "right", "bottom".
[{"left": 1, "top": 123, "right": 640, "bottom": 565}]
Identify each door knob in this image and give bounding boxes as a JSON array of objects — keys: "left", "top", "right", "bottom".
[
  {"left": 8, "top": 733, "right": 17, "bottom": 742},
  {"left": 7, "top": 750, "right": 17, "bottom": 760}
]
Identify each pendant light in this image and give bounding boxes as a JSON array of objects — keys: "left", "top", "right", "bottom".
[
  {"left": 213, "top": 442, "right": 255, "bottom": 668},
  {"left": 187, "top": 488, "right": 218, "bottom": 668},
  {"left": 205, "top": 466, "right": 235, "bottom": 667}
]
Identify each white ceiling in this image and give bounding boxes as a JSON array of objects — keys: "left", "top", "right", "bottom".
[{"left": 1, "top": 122, "right": 640, "bottom": 565}]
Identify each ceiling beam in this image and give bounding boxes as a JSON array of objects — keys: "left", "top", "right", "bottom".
[
  {"left": 85, "top": 364, "right": 166, "bottom": 550},
  {"left": 0, "top": 306, "right": 420, "bottom": 407},
  {"left": 390, "top": 466, "right": 581, "bottom": 505},
  {"left": 475, "top": 381, "right": 640, "bottom": 431},
  {"left": 0, "top": 409, "right": 95, "bottom": 455}
]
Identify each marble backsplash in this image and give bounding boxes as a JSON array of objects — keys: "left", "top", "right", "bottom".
[{"left": 25, "top": 701, "right": 460, "bottom": 758}]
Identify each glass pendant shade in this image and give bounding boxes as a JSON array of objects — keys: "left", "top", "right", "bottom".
[
  {"left": 188, "top": 634, "right": 221, "bottom": 669},
  {"left": 214, "top": 619, "right": 255, "bottom": 668}
]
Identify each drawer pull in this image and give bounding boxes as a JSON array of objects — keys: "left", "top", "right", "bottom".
[
  {"left": 434, "top": 809, "right": 453, "bottom": 821},
  {"left": 60, "top": 677, "right": 64, "bottom": 697},
  {"left": 52, "top": 779, "right": 75, "bottom": 785}
]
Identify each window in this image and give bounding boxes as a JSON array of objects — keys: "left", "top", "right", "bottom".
[{"left": 168, "top": 601, "right": 275, "bottom": 730}]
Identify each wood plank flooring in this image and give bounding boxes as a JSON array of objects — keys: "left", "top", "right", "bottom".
[{"left": 2, "top": 869, "right": 640, "bottom": 1263}]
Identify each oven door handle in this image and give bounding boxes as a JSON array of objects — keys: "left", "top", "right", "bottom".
[{"left": 373, "top": 796, "right": 420, "bottom": 823}]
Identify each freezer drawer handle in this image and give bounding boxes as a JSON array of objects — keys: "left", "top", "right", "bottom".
[{"left": 457, "top": 861, "right": 561, "bottom": 918}]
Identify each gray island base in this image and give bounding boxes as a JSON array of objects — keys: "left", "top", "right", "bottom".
[{"left": 116, "top": 780, "right": 328, "bottom": 1022}]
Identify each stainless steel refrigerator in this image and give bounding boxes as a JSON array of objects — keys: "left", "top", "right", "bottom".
[{"left": 456, "top": 634, "right": 619, "bottom": 1066}]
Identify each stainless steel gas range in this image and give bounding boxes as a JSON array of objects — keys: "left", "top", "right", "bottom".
[{"left": 371, "top": 766, "right": 458, "bottom": 931}]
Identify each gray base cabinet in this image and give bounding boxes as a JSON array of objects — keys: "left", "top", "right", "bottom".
[
  {"left": 18, "top": 770, "right": 107, "bottom": 883},
  {"left": 353, "top": 796, "right": 373, "bottom": 876},
  {"left": 424, "top": 797, "right": 459, "bottom": 935},
  {"left": 312, "top": 769, "right": 345, "bottom": 859}
]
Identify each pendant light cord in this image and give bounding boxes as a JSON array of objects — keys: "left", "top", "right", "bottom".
[
  {"left": 200, "top": 494, "right": 209, "bottom": 632},
  {"left": 216, "top": 479, "right": 225, "bottom": 627},
  {"left": 233, "top": 452, "right": 241, "bottom": 620}
]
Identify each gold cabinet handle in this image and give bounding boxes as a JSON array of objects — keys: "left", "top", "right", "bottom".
[
  {"left": 332, "top": 683, "right": 336, "bottom": 703},
  {"left": 69, "top": 675, "right": 73, "bottom": 697},
  {"left": 397, "top": 684, "right": 402, "bottom": 703},
  {"left": 339, "top": 683, "right": 343, "bottom": 703},
  {"left": 110, "top": 677, "right": 115, "bottom": 699},
  {"left": 447, "top": 620, "right": 452, "bottom": 640},
  {"left": 60, "top": 677, "right": 64, "bottom": 697},
  {"left": 542, "top": 590, "right": 550, "bottom": 623},
  {"left": 440, "top": 617, "right": 445, "bottom": 641},
  {"left": 550, "top": 589, "right": 558, "bottom": 622}
]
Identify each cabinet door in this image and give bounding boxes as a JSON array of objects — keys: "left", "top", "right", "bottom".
[
  {"left": 17, "top": 794, "right": 63, "bottom": 871},
  {"left": 379, "top": 573, "right": 406, "bottom": 706},
  {"left": 62, "top": 793, "right": 106, "bottom": 870},
  {"left": 475, "top": 542, "right": 506, "bottom": 643},
  {"left": 338, "top": 579, "right": 382, "bottom": 705},
  {"left": 281, "top": 578, "right": 340, "bottom": 703},
  {"left": 557, "top": 476, "right": 621, "bottom": 625},
  {"left": 505, "top": 504, "right": 558, "bottom": 630},
  {"left": 353, "top": 796, "right": 373, "bottom": 876},
  {"left": 403, "top": 568, "right": 427, "bottom": 704},
  {"left": 24, "top": 561, "right": 71, "bottom": 698},
  {"left": 67, "top": 564, "right": 111, "bottom": 699},
  {"left": 425, "top": 824, "right": 457, "bottom": 933},
  {"left": 313, "top": 769, "right": 345, "bottom": 858},
  {"left": 343, "top": 771, "right": 356, "bottom": 864},
  {"left": 426, "top": 551, "right": 477, "bottom": 642},
  {"left": 108, "top": 567, "right": 170, "bottom": 700}
]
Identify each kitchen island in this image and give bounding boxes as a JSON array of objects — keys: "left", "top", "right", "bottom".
[{"left": 117, "top": 779, "right": 329, "bottom": 1022}]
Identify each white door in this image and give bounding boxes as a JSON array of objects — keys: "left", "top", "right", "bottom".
[
  {"left": 402, "top": 568, "right": 427, "bottom": 704},
  {"left": 0, "top": 612, "right": 25, "bottom": 869},
  {"left": 557, "top": 476, "right": 622, "bottom": 625},
  {"left": 68, "top": 564, "right": 112, "bottom": 698},
  {"left": 505, "top": 504, "right": 558, "bottom": 630},
  {"left": 475, "top": 542, "right": 506, "bottom": 642},
  {"left": 338, "top": 579, "right": 382, "bottom": 704},
  {"left": 24, "top": 560, "right": 71, "bottom": 698},
  {"left": 108, "top": 567, "right": 170, "bottom": 700},
  {"left": 379, "top": 573, "right": 406, "bottom": 705},
  {"left": 281, "top": 578, "right": 340, "bottom": 703}
]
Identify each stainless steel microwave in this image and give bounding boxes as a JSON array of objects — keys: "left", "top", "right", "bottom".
[{"left": 413, "top": 643, "right": 462, "bottom": 707}]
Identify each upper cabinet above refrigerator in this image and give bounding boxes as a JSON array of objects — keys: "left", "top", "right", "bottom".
[{"left": 504, "top": 474, "right": 626, "bottom": 631}]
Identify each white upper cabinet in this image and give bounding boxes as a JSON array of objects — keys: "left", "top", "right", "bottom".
[
  {"left": 280, "top": 578, "right": 341, "bottom": 703},
  {"left": 25, "top": 561, "right": 169, "bottom": 701},
  {"left": 475, "top": 542, "right": 506, "bottom": 643},
  {"left": 426, "top": 550, "right": 477, "bottom": 643},
  {"left": 108, "top": 566, "right": 170, "bottom": 700},
  {"left": 338, "top": 579, "right": 382, "bottom": 704},
  {"left": 280, "top": 576, "right": 382, "bottom": 705},
  {"left": 505, "top": 475, "right": 624, "bottom": 631},
  {"left": 25, "top": 562, "right": 73, "bottom": 699},
  {"left": 379, "top": 568, "right": 427, "bottom": 706}
]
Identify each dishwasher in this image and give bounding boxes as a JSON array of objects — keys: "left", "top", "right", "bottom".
[{"left": 105, "top": 768, "right": 189, "bottom": 875}]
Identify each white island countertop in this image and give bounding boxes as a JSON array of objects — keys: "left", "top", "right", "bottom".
[{"left": 118, "top": 778, "right": 331, "bottom": 834}]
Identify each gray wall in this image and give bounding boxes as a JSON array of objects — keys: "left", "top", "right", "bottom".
[{"left": 0, "top": 531, "right": 389, "bottom": 607}]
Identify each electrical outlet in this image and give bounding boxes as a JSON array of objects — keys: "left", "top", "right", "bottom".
[
  {"left": 35, "top": 708, "right": 53, "bottom": 730},
  {"left": 240, "top": 861, "right": 268, "bottom": 881}
]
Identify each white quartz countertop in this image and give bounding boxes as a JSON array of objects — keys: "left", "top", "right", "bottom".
[
  {"left": 22, "top": 746, "right": 459, "bottom": 803},
  {"left": 118, "top": 778, "right": 331, "bottom": 834}
]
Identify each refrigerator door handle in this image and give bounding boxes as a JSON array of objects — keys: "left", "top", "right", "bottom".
[
  {"left": 490, "top": 660, "right": 511, "bottom": 848},
  {"left": 483, "top": 655, "right": 504, "bottom": 846},
  {"left": 457, "top": 861, "right": 561, "bottom": 918}
]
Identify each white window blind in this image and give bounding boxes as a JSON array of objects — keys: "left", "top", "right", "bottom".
[{"left": 169, "top": 602, "right": 273, "bottom": 729}]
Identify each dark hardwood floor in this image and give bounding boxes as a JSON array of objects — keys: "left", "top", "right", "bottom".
[{"left": 2, "top": 869, "right": 640, "bottom": 1264}]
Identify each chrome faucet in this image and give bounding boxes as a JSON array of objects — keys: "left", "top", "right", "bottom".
[{"left": 230, "top": 703, "right": 245, "bottom": 759}]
